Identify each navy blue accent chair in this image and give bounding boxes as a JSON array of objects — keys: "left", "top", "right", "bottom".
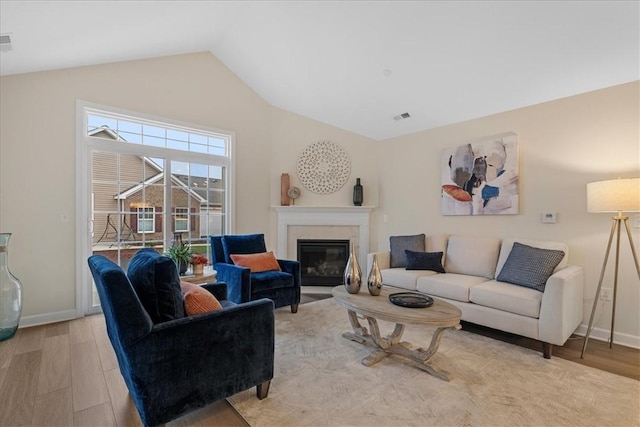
[
  {"left": 210, "top": 233, "right": 301, "bottom": 313},
  {"left": 88, "top": 255, "right": 274, "bottom": 427}
]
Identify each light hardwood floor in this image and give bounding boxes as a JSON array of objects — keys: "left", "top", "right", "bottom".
[
  {"left": 0, "top": 314, "right": 248, "bottom": 427},
  {"left": 1, "top": 293, "right": 637, "bottom": 426}
]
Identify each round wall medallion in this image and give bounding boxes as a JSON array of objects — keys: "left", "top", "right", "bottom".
[{"left": 296, "top": 141, "right": 351, "bottom": 194}]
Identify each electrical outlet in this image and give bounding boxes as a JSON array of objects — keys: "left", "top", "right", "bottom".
[{"left": 600, "top": 287, "right": 612, "bottom": 302}]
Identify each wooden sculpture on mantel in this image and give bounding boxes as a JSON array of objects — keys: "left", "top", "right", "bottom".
[{"left": 281, "top": 173, "right": 290, "bottom": 206}]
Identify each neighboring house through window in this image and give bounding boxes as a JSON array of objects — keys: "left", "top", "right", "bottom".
[{"left": 77, "top": 101, "right": 235, "bottom": 314}]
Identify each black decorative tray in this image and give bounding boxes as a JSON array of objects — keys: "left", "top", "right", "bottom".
[{"left": 388, "top": 292, "right": 434, "bottom": 308}]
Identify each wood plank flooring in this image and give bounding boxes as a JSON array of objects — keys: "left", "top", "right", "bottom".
[{"left": 0, "top": 294, "right": 637, "bottom": 426}]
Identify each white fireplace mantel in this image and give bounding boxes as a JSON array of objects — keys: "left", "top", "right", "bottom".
[{"left": 273, "top": 206, "right": 374, "bottom": 265}]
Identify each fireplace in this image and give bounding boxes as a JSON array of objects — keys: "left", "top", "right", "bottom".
[{"left": 297, "top": 239, "right": 349, "bottom": 286}]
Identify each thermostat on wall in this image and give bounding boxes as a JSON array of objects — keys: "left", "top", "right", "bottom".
[{"left": 541, "top": 212, "right": 557, "bottom": 224}]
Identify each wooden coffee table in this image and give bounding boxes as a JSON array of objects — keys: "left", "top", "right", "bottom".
[{"left": 332, "top": 285, "right": 461, "bottom": 381}]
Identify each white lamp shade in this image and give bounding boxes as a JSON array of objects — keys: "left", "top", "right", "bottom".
[{"left": 587, "top": 178, "right": 640, "bottom": 213}]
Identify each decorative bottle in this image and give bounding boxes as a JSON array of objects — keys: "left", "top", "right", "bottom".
[
  {"left": 353, "top": 178, "right": 363, "bottom": 206},
  {"left": 367, "top": 254, "right": 383, "bottom": 296},
  {"left": 0, "top": 233, "right": 23, "bottom": 341},
  {"left": 343, "top": 242, "right": 362, "bottom": 294}
]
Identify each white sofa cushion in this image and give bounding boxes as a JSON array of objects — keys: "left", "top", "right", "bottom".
[
  {"left": 417, "top": 273, "right": 490, "bottom": 302},
  {"left": 426, "top": 233, "right": 449, "bottom": 261},
  {"left": 469, "top": 280, "right": 543, "bottom": 318},
  {"left": 381, "top": 268, "right": 437, "bottom": 291},
  {"left": 445, "top": 235, "right": 502, "bottom": 279},
  {"left": 495, "top": 238, "right": 569, "bottom": 277}
]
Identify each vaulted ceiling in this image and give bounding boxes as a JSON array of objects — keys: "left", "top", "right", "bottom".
[{"left": 1, "top": 1, "right": 638, "bottom": 140}]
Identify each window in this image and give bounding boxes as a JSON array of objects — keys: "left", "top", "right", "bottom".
[
  {"left": 174, "top": 207, "right": 189, "bottom": 232},
  {"left": 78, "top": 101, "right": 235, "bottom": 315},
  {"left": 137, "top": 207, "right": 155, "bottom": 233}
]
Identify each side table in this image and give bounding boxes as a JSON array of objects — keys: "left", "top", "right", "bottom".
[{"left": 181, "top": 268, "right": 217, "bottom": 285}]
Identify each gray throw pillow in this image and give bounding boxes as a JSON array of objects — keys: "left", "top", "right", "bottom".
[
  {"left": 405, "top": 250, "right": 445, "bottom": 273},
  {"left": 390, "top": 234, "right": 425, "bottom": 268},
  {"left": 496, "top": 242, "right": 565, "bottom": 292}
]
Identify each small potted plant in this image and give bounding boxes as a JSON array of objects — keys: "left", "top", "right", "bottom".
[
  {"left": 191, "top": 254, "right": 208, "bottom": 275},
  {"left": 167, "top": 242, "right": 193, "bottom": 275}
]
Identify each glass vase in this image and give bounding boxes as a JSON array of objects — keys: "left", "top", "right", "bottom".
[
  {"left": 0, "top": 233, "right": 23, "bottom": 341},
  {"left": 367, "top": 254, "right": 383, "bottom": 296},
  {"left": 343, "top": 242, "right": 362, "bottom": 294}
]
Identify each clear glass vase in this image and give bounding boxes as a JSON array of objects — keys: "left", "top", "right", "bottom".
[{"left": 0, "top": 233, "right": 23, "bottom": 341}]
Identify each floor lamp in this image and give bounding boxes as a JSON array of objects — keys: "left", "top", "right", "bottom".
[{"left": 581, "top": 177, "right": 640, "bottom": 358}]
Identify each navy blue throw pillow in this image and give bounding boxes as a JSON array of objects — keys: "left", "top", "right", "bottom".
[
  {"left": 404, "top": 250, "right": 446, "bottom": 273},
  {"left": 127, "top": 248, "right": 185, "bottom": 323},
  {"left": 496, "top": 242, "right": 565, "bottom": 292}
]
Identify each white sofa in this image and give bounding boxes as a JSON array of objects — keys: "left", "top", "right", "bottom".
[{"left": 367, "top": 234, "right": 584, "bottom": 358}]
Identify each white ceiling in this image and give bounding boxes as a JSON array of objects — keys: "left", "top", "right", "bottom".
[{"left": 1, "top": 1, "right": 638, "bottom": 140}]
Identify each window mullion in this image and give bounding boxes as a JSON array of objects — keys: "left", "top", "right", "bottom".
[{"left": 164, "top": 159, "right": 172, "bottom": 251}]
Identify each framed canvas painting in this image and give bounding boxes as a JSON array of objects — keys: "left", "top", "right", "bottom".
[{"left": 441, "top": 133, "right": 518, "bottom": 215}]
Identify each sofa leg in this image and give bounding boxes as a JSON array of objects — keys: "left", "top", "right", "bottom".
[
  {"left": 257, "top": 380, "right": 271, "bottom": 400},
  {"left": 291, "top": 304, "right": 299, "bottom": 313},
  {"left": 542, "top": 342, "right": 553, "bottom": 359}
]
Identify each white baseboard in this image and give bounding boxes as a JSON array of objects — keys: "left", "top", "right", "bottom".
[
  {"left": 574, "top": 323, "right": 640, "bottom": 350},
  {"left": 19, "top": 309, "right": 79, "bottom": 328}
]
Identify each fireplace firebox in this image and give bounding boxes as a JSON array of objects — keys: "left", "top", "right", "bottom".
[{"left": 297, "top": 239, "right": 350, "bottom": 286}]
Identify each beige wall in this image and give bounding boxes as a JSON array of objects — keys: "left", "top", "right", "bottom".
[
  {"left": 0, "top": 52, "right": 376, "bottom": 321},
  {"left": 377, "top": 81, "right": 640, "bottom": 345},
  {"left": 1, "top": 51, "right": 638, "bottom": 346}
]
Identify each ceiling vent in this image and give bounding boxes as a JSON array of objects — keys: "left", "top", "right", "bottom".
[
  {"left": 393, "top": 112, "right": 411, "bottom": 121},
  {"left": 0, "top": 34, "right": 13, "bottom": 52}
]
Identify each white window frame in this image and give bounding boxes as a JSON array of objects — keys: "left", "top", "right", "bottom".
[
  {"left": 75, "top": 100, "right": 236, "bottom": 316},
  {"left": 174, "top": 207, "right": 189, "bottom": 232},
  {"left": 137, "top": 207, "right": 156, "bottom": 233}
]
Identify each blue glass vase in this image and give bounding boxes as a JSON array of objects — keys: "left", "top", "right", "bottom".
[{"left": 0, "top": 233, "right": 23, "bottom": 341}]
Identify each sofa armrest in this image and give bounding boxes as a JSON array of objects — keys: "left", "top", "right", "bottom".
[
  {"left": 539, "top": 265, "right": 584, "bottom": 345},
  {"left": 213, "top": 263, "right": 251, "bottom": 303},
  {"left": 367, "top": 251, "right": 390, "bottom": 276}
]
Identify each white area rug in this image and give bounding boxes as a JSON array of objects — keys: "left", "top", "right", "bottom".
[{"left": 228, "top": 297, "right": 639, "bottom": 426}]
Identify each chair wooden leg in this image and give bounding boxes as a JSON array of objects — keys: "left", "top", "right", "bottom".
[
  {"left": 257, "top": 380, "right": 271, "bottom": 400},
  {"left": 542, "top": 342, "right": 553, "bottom": 359},
  {"left": 291, "top": 304, "right": 299, "bottom": 313}
]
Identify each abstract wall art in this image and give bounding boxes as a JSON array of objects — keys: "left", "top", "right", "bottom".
[{"left": 441, "top": 133, "right": 519, "bottom": 215}]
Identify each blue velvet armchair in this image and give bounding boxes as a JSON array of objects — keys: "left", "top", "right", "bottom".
[
  {"left": 88, "top": 254, "right": 274, "bottom": 427},
  {"left": 210, "top": 233, "right": 301, "bottom": 313}
]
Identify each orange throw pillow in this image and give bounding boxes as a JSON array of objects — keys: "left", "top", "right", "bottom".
[
  {"left": 229, "top": 251, "right": 282, "bottom": 273},
  {"left": 180, "top": 281, "right": 222, "bottom": 315}
]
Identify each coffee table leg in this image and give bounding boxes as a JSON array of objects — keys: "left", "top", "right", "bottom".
[
  {"left": 390, "top": 324, "right": 461, "bottom": 381},
  {"left": 345, "top": 309, "right": 368, "bottom": 337},
  {"left": 340, "top": 310, "right": 461, "bottom": 381}
]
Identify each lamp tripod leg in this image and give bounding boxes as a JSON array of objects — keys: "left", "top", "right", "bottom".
[
  {"left": 609, "top": 219, "right": 622, "bottom": 348},
  {"left": 581, "top": 218, "right": 618, "bottom": 358},
  {"left": 622, "top": 217, "right": 640, "bottom": 279}
]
